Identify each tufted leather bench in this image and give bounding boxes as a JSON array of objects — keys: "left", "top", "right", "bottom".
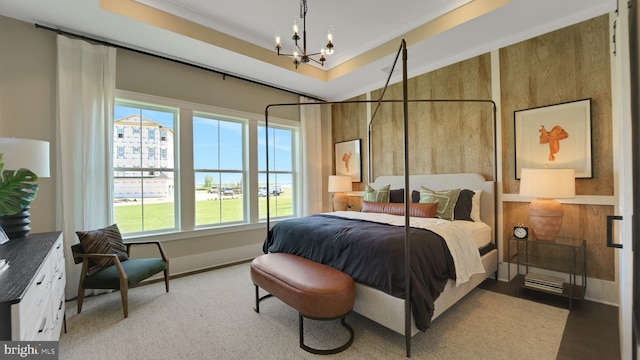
[{"left": 250, "top": 253, "right": 356, "bottom": 355}]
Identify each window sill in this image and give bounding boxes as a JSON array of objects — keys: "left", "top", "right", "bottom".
[{"left": 123, "top": 218, "right": 291, "bottom": 243}]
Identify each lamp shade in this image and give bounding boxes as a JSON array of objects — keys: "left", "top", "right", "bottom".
[
  {"left": 0, "top": 138, "right": 50, "bottom": 177},
  {"left": 519, "top": 168, "right": 575, "bottom": 199},
  {"left": 328, "top": 175, "right": 352, "bottom": 193}
]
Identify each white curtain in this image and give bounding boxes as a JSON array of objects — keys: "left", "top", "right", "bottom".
[
  {"left": 300, "top": 97, "right": 323, "bottom": 215},
  {"left": 56, "top": 35, "right": 116, "bottom": 299}
]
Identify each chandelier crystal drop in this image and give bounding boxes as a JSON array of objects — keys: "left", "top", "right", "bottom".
[{"left": 274, "top": 0, "right": 334, "bottom": 68}]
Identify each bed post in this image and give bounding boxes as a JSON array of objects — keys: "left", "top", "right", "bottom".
[
  {"left": 265, "top": 107, "right": 271, "bottom": 233},
  {"left": 400, "top": 39, "right": 412, "bottom": 359},
  {"left": 264, "top": 43, "right": 498, "bottom": 357}
]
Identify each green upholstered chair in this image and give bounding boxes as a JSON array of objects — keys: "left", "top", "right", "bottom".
[{"left": 71, "top": 238, "right": 169, "bottom": 318}]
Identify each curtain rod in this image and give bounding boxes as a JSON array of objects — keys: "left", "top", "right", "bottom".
[{"left": 35, "top": 24, "right": 326, "bottom": 103}]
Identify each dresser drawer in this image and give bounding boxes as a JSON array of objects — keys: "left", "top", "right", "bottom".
[
  {"left": 1, "top": 232, "right": 65, "bottom": 341},
  {"left": 32, "top": 294, "right": 54, "bottom": 341},
  {"left": 12, "top": 258, "right": 53, "bottom": 340},
  {"left": 51, "top": 291, "right": 66, "bottom": 339},
  {"left": 52, "top": 256, "right": 66, "bottom": 300},
  {"left": 49, "top": 236, "right": 64, "bottom": 269}
]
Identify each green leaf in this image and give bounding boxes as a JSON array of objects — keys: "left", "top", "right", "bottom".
[{"left": 0, "top": 153, "right": 39, "bottom": 216}]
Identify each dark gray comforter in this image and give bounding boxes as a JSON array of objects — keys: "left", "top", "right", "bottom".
[{"left": 262, "top": 213, "right": 456, "bottom": 331}]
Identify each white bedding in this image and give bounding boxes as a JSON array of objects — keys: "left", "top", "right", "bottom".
[
  {"left": 460, "top": 220, "right": 492, "bottom": 249},
  {"left": 329, "top": 211, "right": 486, "bottom": 285}
]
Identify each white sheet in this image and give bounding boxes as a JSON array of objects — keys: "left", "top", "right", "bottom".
[
  {"left": 328, "top": 211, "right": 486, "bottom": 286},
  {"left": 456, "top": 220, "right": 492, "bottom": 249}
]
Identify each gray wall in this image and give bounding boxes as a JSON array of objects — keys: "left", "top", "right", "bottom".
[{"left": 0, "top": 14, "right": 304, "bottom": 272}]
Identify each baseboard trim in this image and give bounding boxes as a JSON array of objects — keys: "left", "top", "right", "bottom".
[
  {"left": 123, "top": 247, "right": 621, "bottom": 307},
  {"left": 167, "top": 243, "right": 263, "bottom": 277}
]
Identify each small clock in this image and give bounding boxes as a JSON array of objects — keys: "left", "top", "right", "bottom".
[{"left": 513, "top": 225, "right": 529, "bottom": 239}]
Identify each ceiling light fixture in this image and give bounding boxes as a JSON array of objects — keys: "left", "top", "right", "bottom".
[{"left": 274, "top": 0, "right": 334, "bottom": 68}]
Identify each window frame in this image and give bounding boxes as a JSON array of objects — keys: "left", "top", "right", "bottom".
[
  {"left": 257, "top": 123, "right": 298, "bottom": 220},
  {"left": 113, "top": 90, "right": 300, "bottom": 241},
  {"left": 192, "top": 111, "right": 247, "bottom": 228},
  {"left": 113, "top": 97, "right": 179, "bottom": 236}
]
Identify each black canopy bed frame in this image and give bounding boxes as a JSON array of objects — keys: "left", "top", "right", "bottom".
[{"left": 263, "top": 40, "right": 498, "bottom": 357}]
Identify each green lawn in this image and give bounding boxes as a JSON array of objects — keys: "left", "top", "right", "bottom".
[{"left": 114, "top": 195, "right": 293, "bottom": 234}]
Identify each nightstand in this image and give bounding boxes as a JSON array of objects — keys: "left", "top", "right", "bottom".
[{"left": 507, "top": 236, "right": 586, "bottom": 309}]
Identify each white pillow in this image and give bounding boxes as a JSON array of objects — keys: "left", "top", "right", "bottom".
[{"left": 471, "top": 189, "right": 482, "bottom": 222}]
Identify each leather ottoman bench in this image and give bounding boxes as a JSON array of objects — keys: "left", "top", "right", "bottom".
[{"left": 250, "top": 253, "right": 355, "bottom": 355}]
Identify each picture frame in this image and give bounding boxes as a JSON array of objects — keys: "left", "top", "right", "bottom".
[
  {"left": 514, "top": 98, "right": 592, "bottom": 179},
  {"left": 0, "top": 227, "right": 9, "bottom": 245},
  {"left": 335, "top": 139, "right": 362, "bottom": 182}
]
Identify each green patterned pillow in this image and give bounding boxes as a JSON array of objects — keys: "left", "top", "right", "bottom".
[
  {"left": 419, "top": 187, "right": 461, "bottom": 220},
  {"left": 363, "top": 184, "right": 390, "bottom": 202}
]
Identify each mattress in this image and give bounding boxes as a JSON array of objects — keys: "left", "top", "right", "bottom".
[{"left": 455, "top": 220, "right": 492, "bottom": 249}]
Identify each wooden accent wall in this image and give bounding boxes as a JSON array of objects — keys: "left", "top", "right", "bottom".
[
  {"left": 332, "top": 54, "right": 494, "bottom": 183},
  {"left": 503, "top": 202, "right": 614, "bottom": 280},
  {"left": 500, "top": 15, "right": 614, "bottom": 281},
  {"left": 372, "top": 54, "right": 494, "bottom": 181},
  {"left": 500, "top": 16, "right": 613, "bottom": 195},
  {"left": 331, "top": 15, "right": 615, "bottom": 281}
]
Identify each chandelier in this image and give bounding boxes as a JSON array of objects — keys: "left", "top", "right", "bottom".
[{"left": 274, "top": 0, "right": 334, "bottom": 68}]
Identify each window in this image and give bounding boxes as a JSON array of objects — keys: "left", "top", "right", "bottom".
[
  {"left": 258, "top": 125, "right": 295, "bottom": 219},
  {"left": 113, "top": 100, "right": 177, "bottom": 235},
  {"left": 113, "top": 91, "right": 299, "bottom": 237},
  {"left": 193, "top": 113, "right": 245, "bottom": 226}
]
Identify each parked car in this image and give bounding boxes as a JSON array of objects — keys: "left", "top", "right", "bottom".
[
  {"left": 258, "top": 186, "right": 282, "bottom": 197},
  {"left": 208, "top": 186, "right": 219, "bottom": 194},
  {"left": 222, "top": 187, "right": 236, "bottom": 198}
]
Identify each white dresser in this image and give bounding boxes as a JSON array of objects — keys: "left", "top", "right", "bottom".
[{"left": 0, "top": 231, "right": 66, "bottom": 341}]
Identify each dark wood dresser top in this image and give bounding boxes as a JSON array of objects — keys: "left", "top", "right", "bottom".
[{"left": 0, "top": 231, "right": 62, "bottom": 305}]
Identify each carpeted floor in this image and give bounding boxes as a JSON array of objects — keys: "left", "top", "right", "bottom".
[{"left": 60, "top": 262, "right": 568, "bottom": 359}]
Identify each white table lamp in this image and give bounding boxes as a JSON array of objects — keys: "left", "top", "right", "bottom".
[
  {"left": 328, "top": 175, "right": 352, "bottom": 211},
  {"left": 519, "top": 168, "right": 575, "bottom": 241},
  {"left": 0, "top": 138, "right": 50, "bottom": 239}
]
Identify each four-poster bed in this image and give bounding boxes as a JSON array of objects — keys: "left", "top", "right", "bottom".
[{"left": 261, "top": 40, "right": 498, "bottom": 357}]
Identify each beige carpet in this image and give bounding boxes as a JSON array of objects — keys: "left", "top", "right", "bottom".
[{"left": 60, "top": 262, "right": 568, "bottom": 359}]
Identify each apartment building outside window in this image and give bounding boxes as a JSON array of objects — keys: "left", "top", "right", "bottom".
[{"left": 113, "top": 101, "right": 177, "bottom": 234}]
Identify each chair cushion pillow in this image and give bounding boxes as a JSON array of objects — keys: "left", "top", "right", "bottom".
[
  {"left": 83, "top": 258, "right": 167, "bottom": 289},
  {"left": 76, "top": 224, "right": 129, "bottom": 276}
]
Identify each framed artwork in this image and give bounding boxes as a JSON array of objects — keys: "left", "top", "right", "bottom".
[
  {"left": 0, "top": 227, "right": 9, "bottom": 245},
  {"left": 514, "top": 98, "right": 592, "bottom": 179},
  {"left": 335, "top": 139, "right": 362, "bottom": 182}
]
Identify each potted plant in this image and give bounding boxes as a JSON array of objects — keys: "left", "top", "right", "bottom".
[{"left": 0, "top": 154, "right": 39, "bottom": 239}]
